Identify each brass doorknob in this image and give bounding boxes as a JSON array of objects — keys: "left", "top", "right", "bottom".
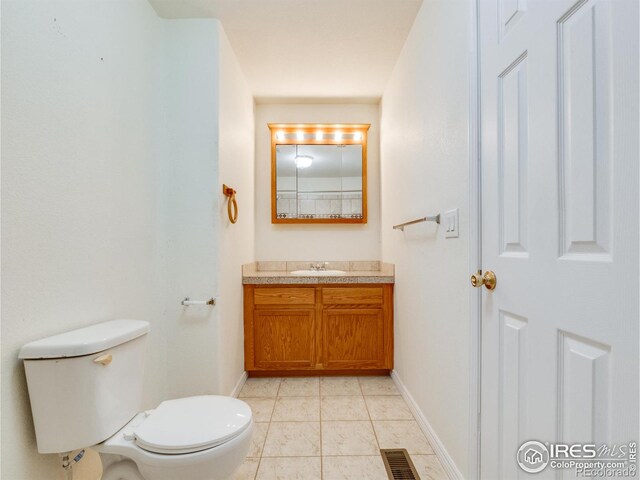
[{"left": 470, "top": 270, "right": 497, "bottom": 290}]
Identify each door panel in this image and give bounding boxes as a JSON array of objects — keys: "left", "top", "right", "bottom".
[
  {"left": 558, "top": 0, "right": 613, "bottom": 258},
  {"left": 498, "top": 0, "right": 526, "bottom": 40},
  {"left": 498, "top": 311, "right": 529, "bottom": 480},
  {"left": 498, "top": 52, "right": 528, "bottom": 257},
  {"left": 323, "top": 309, "right": 385, "bottom": 369},
  {"left": 253, "top": 309, "right": 315, "bottom": 369},
  {"left": 558, "top": 331, "right": 610, "bottom": 445},
  {"left": 479, "top": 0, "right": 638, "bottom": 478}
]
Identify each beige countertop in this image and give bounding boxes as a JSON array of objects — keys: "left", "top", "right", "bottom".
[{"left": 242, "top": 261, "right": 395, "bottom": 285}]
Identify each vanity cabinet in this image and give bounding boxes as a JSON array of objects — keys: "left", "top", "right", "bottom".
[{"left": 243, "top": 284, "right": 393, "bottom": 375}]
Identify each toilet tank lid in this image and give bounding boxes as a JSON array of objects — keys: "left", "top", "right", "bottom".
[{"left": 19, "top": 319, "right": 150, "bottom": 359}]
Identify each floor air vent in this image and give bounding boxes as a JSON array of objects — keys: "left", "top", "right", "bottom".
[{"left": 380, "top": 449, "right": 421, "bottom": 480}]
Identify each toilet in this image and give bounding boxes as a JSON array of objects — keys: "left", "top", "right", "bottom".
[{"left": 19, "top": 319, "right": 253, "bottom": 480}]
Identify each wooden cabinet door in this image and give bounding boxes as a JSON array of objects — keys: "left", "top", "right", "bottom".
[
  {"left": 322, "top": 309, "right": 385, "bottom": 369},
  {"left": 253, "top": 308, "right": 315, "bottom": 370}
]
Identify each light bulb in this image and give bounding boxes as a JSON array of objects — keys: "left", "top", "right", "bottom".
[
  {"left": 334, "top": 131, "right": 343, "bottom": 141},
  {"left": 353, "top": 132, "right": 362, "bottom": 141},
  {"left": 296, "top": 131, "right": 304, "bottom": 141},
  {"left": 315, "top": 131, "right": 323, "bottom": 140},
  {"left": 295, "top": 155, "right": 313, "bottom": 169},
  {"left": 276, "top": 131, "right": 285, "bottom": 141}
]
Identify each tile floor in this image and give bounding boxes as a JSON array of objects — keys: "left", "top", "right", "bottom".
[{"left": 234, "top": 376, "right": 448, "bottom": 480}]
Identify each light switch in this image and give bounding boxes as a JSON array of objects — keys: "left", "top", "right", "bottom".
[{"left": 444, "top": 208, "right": 459, "bottom": 238}]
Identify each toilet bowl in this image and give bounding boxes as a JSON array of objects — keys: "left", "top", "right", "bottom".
[
  {"left": 19, "top": 320, "right": 252, "bottom": 480},
  {"left": 96, "top": 396, "right": 253, "bottom": 480}
]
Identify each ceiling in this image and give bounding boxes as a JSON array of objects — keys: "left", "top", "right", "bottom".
[{"left": 148, "top": 0, "right": 423, "bottom": 101}]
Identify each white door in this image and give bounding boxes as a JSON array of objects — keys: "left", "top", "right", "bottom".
[{"left": 479, "top": 0, "right": 638, "bottom": 478}]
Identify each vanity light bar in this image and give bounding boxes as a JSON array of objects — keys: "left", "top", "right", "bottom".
[{"left": 275, "top": 131, "right": 364, "bottom": 142}]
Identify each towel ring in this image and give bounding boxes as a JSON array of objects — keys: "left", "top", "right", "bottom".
[{"left": 223, "top": 184, "right": 238, "bottom": 224}]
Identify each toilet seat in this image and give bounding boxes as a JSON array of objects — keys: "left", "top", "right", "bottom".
[{"left": 133, "top": 395, "right": 252, "bottom": 455}]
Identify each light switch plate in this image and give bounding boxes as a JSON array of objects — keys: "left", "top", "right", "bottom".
[{"left": 444, "top": 208, "right": 459, "bottom": 238}]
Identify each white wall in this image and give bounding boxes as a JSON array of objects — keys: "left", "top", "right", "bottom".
[
  {"left": 1, "top": 4, "right": 255, "bottom": 480},
  {"left": 216, "top": 27, "right": 255, "bottom": 396},
  {"left": 1, "top": 1, "right": 166, "bottom": 478},
  {"left": 160, "top": 19, "right": 222, "bottom": 399},
  {"left": 380, "top": 0, "right": 471, "bottom": 476},
  {"left": 160, "top": 20, "right": 255, "bottom": 399},
  {"left": 255, "top": 103, "right": 380, "bottom": 260}
]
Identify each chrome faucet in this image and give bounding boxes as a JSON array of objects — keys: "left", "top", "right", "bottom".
[{"left": 310, "top": 262, "right": 328, "bottom": 271}]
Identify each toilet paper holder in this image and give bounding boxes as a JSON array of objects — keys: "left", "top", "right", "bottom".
[{"left": 181, "top": 297, "right": 216, "bottom": 306}]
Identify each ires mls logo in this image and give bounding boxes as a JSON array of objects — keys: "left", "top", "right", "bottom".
[
  {"left": 517, "top": 441, "right": 550, "bottom": 473},
  {"left": 517, "top": 441, "right": 637, "bottom": 475}
]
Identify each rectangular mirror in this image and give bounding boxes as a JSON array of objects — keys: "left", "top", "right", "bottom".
[{"left": 269, "top": 124, "right": 370, "bottom": 224}]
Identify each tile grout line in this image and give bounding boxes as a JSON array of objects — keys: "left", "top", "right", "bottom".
[
  {"left": 260, "top": 454, "right": 387, "bottom": 458},
  {"left": 254, "top": 378, "right": 281, "bottom": 480},
  {"left": 260, "top": 454, "right": 411, "bottom": 458},
  {"left": 271, "top": 418, "right": 383, "bottom": 423},
  {"left": 319, "top": 378, "right": 323, "bottom": 480},
  {"left": 359, "top": 377, "right": 382, "bottom": 454},
  {"left": 259, "top": 455, "right": 323, "bottom": 458}
]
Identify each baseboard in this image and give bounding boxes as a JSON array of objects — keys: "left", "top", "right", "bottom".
[
  {"left": 230, "top": 371, "right": 248, "bottom": 398},
  {"left": 391, "top": 370, "right": 464, "bottom": 480},
  {"left": 248, "top": 369, "right": 390, "bottom": 377}
]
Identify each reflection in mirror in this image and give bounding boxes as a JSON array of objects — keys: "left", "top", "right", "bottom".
[
  {"left": 276, "top": 144, "right": 363, "bottom": 220},
  {"left": 269, "top": 123, "right": 369, "bottom": 224}
]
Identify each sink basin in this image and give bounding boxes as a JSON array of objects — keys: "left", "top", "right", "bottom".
[{"left": 290, "top": 269, "right": 347, "bottom": 276}]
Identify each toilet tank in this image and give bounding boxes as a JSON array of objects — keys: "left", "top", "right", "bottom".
[{"left": 19, "top": 319, "right": 150, "bottom": 454}]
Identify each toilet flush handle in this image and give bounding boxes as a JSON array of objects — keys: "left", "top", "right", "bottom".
[{"left": 93, "top": 353, "right": 112, "bottom": 366}]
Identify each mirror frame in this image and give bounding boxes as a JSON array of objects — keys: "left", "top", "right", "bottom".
[{"left": 268, "top": 123, "right": 370, "bottom": 224}]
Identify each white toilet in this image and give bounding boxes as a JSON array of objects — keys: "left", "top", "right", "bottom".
[{"left": 19, "top": 319, "right": 253, "bottom": 480}]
